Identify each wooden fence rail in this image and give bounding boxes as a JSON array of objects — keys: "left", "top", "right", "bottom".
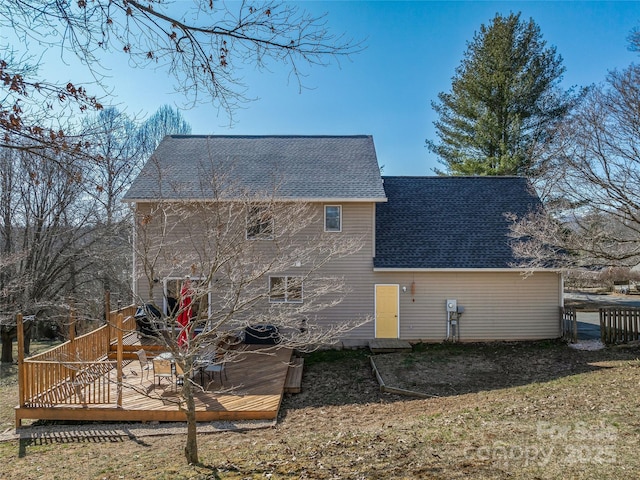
[
  {"left": 108, "top": 305, "right": 137, "bottom": 340},
  {"left": 600, "top": 307, "right": 640, "bottom": 345},
  {"left": 560, "top": 307, "right": 578, "bottom": 343},
  {"left": 22, "top": 360, "right": 116, "bottom": 406},
  {"left": 19, "top": 304, "right": 136, "bottom": 407},
  {"left": 27, "top": 305, "right": 137, "bottom": 363}
]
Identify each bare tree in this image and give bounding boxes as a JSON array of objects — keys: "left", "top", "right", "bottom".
[
  {"left": 80, "top": 107, "right": 138, "bottom": 307},
  {"left": 130, "top": 163, "right": 367, "bottom": 464},
  {"left": 0, "top": 55, "right": 104, "bottom": 163},
  {"left": 511, "top": 63, "right": 640, "bottom": 271},
  {"left": 0, "top": 146, "right": 106, "bottom": 362},
  {"left": 0, "top": 103, "right": 195, "bottom": 360},
  {"left": 80, "top": 106, "right": 191, "bottom": 301},
  {"left": 1, "top": 1, "right": 357, "bottom": 158},
  {"left": 137, "top": 105, "right": 192, "bottom": 158},
  {"left": 82, "top": 107, "right": 145, "bottom": 225}
]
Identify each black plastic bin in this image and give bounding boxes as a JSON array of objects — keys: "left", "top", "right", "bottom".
[{"left": 244, "top": 325, "right": 280, "bottom": 345}]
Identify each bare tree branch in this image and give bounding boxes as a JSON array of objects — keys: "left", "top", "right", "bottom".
[
  {"left": 131, "top": 156, "right": 370, "bottom": 463},
  {"left": 511, "top": 63, "right": 640, "bottom": 273}
]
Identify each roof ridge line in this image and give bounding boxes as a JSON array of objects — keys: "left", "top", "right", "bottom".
[{"left": 167, "top": 134, "right": 372, "bottom": 139}]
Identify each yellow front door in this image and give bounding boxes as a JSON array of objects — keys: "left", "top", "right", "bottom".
[{"left": 375, "top": 285, "right": 399, "bottom": 338}]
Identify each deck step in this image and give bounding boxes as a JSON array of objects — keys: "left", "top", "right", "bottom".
[
  {"left": 284, "top": 357, "right": 304, "bottom": 393},
  {"left": 368, "top": 339, "right": 412, "bottom": 353}
]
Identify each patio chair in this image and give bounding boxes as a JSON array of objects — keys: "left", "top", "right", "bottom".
[
  {"left": 135, "top": 349, "right": 153, "bottom": 384},
  {"left": 192, "top": 349, "right": 211, "bottom": 380},
  {"left": 152, "top": 358, "right": 174, "bottom": 387},
  {"left": 204, "top": 353, "right": 228, "bottom": 385}
]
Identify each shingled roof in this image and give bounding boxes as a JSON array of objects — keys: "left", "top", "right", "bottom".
[
  {"left": 123, "top": 135, "right": 387, "bottom": 202},
  {"left": 374, "top": 176, "right": 542, "bottom": 269}
]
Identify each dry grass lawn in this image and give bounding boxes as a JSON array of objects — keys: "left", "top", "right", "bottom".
[{"left": 1, "top": 340, "right": 640, "bottom": 479}]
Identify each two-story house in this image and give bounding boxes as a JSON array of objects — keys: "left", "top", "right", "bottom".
[{"left": 123, "top": 135, "right": 562, "bottom": 344}]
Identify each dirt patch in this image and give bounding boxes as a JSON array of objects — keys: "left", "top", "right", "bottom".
[{"left": 368, "top": 340, "right": 633, "bottom": 397}]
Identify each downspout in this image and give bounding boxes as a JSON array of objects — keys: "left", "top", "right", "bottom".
[
  {"left": 131, "top": 203, "right": 137, "bottom": 301},
  {"left": 446, "top": 313, "right": 450, "bottom": 341}
]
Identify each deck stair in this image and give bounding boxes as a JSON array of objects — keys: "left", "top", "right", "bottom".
[
  {"left": 368, "top": 339, "right": 412, "bottom": 353},
  {"left": 284, "top": 357, "right": 304, "bottom": 393}
]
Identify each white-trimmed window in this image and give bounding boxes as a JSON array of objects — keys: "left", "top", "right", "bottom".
[
  {"left": 324, "top": 205, "right": 342, "bottom": 232},
  {"left": 269, "top": 276, "right": 303, "bottom": 303},
  {"left": 246, "top": 205, "right": 274, "bottom": 240}
]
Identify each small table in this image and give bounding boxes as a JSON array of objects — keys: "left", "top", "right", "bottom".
[
  {"left": 193, "top": 356, "right": 211, "bottom": 387},
  {"left": 194, "top": 350, "right": 227, "bottom": 387},
  {"left": 204, "top": 363, "right": 225, "bottom": 385}
]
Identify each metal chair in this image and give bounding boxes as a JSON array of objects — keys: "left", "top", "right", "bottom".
[
  {"left": 152, "top": 358, "right": 174, "bottom": 387},
  {"left": 193, "top": 349, "right": 215, "bottom": 386},
  {"left": 204, "top": 353, "right": 228, "bottom": 385},
  {"left": 135, "top": 349, "right": 152, "bottom": 384}
]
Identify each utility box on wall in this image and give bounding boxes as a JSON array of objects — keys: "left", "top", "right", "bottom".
[{"left": 446, "top": 299, "right": 457, "bottom": 313}]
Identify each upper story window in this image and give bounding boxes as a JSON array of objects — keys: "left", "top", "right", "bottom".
[
  {"left": 269, "top": 276, "right": 303, "bottom": 303},
  {"left": 324, "top": 205, "right": 342, "bottom": 232},
  {"left": 246, "top": 205, "right": 274, "bottom": 240}
]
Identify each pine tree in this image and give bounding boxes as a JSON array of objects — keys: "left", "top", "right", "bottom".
[{"left": 427, "top": 12, "right": 575, "bottom": 176}]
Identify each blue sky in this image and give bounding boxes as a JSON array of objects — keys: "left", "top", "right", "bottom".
[{"left": 22, "top": 1, "right": 640, "bottom": 175}]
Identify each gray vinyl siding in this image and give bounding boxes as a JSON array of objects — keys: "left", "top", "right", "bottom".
[
  {"left": 311, "top": 203, "right": 376, "bottom": 338},
  {"left": 318, "top": 269, "right": 561, "bottom": 342},
  {"left": 370, "top": 271, "right": 561, "bottom": 341},
  {"left": 133, "top": 201, "right": 378, "bottom": 337},
  {"left": 133, "top": 201, "right": 561, "bottom": 342}
]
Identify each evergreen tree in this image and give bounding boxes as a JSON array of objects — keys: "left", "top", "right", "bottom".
[{"left": 427, "top": 12, "right": 576, "bottom": 176}]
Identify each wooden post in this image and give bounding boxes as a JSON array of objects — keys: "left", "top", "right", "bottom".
[
  {"left": 67, "top": 306, "right": 77, "bottom": 391},
  {"left": 116, "top": 313, "right": 123, "bottom": 407},
  {"left": 16, "top": 313, "right": 25, "bottom": 415},
  {"left": 105, "top": 290, "right": 111, "bottom": 352},
  {"left": 69, "top": 306, "right": 76, "bottom": 343},
  {"left": 105, "top": 290, "right": 111, "bottom": 324}
]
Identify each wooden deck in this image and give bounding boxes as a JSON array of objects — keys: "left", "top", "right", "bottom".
[{"left": 16, "top": 345, "right": 294, "bottom": 426}]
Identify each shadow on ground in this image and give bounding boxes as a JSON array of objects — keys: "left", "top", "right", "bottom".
[
  {"left": 371, "top": 341, "right": 640, "bottom": 398},
  {"left": 281, "top": 340, "right": 640, "bottom": 415}
]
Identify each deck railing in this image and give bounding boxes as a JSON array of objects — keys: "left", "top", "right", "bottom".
[
  {"left": 22, "top": 360, "right": 117, "bottom": 406},
  {"left": 600, "top": 307, "right": 640, "bottom": 345},
  {"left": 20, "top": 304, "right": 137, "bottom": 407}
]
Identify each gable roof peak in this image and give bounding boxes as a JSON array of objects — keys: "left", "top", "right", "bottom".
[{"left": 124, "top": 134, "right": 386, "bottom": 202}]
